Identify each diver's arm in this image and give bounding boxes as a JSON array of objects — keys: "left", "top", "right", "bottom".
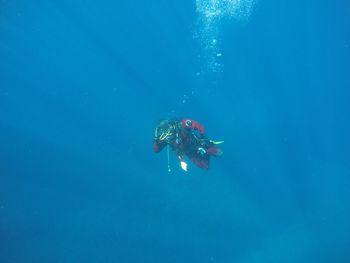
[
  {"left": 153, "top": 139, "right": 167, "bottom": 153},
  {"left": 181, "top": 119, "right": 206, "bottom": 137}
]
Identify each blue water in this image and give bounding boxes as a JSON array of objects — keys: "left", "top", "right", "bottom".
[{"left": 1, "top": 0, "right": 349, "bottom": 262}]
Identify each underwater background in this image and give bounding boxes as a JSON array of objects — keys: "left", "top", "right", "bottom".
[{"left": 1, "top": 0, "right": 349, "bottom": 262}]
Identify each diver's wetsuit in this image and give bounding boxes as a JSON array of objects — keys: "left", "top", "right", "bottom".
[{"left": 153, "top": 118, "right": 222, "bottom": 170}]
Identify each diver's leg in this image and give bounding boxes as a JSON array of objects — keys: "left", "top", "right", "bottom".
[{"left": 207, "top": 146, "right": 223, "bottom": 156}]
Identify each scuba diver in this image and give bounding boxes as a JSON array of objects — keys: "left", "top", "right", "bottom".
[{"left": 153, "top": 118, "right": 223, "bottom": 171}]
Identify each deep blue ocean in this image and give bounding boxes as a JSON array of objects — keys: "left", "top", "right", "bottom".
[{"left": 1, "top": 0, "right": 349, "bottom": 262}]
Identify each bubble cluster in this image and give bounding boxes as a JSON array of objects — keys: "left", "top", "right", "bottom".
[
  {"left": 195, "top": 0, "right": 255, "bottom": 72},
  {"left": 196, "top": 0, "right": 255, "bottom": 20}
]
